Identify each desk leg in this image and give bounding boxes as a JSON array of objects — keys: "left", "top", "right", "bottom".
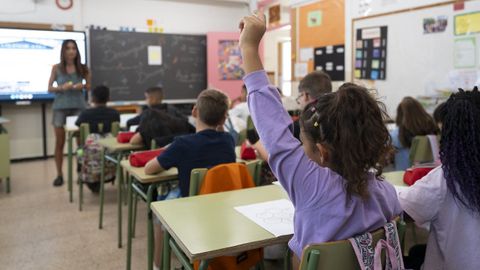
[
  {"left": 6, "top": 177, "right": 10, "bottom": 193},
  {"left": 99, "top": 148, "right": 106, "bottom": 229},
  {"left": 126, "top": 175, "right": 134, "bottom": 270},
  {"left": 132, "top": 192, "right": 138, "bottom": 238},
  {"left": 67, "top": 131, "right": 73, "bottom": 203},
  {"left": 284, "top": 247, "right": 292, "bottom": 270},
  {"left": 147, "top": 184, "right": 155, "bottom": 270},
  {"left": 199, "top": 260, "right": 210, "bottom": 270},
  {"left": 162, "top": 231, "right": 171, "bottom": 270},
  {"left": 117, "top": 153, "right": 123, "bottom": 249}
]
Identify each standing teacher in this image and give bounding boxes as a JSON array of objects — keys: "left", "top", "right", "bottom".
[{"left": 48, "top": 39, "right": 90, "bottom": 187}]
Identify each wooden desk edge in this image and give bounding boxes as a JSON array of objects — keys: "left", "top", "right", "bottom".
[
  {"left": 151, "top": 205, "right": 292, "bottom": 263},
  {"left": 120, "top": 161, "right": 178, "bottom": 184}
]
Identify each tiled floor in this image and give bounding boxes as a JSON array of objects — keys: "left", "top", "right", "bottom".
[
  {"left": 0, "top": 158, "right": 427, "bottom": 270},
  {"left": 0, "top": 158, "right": 151, "bottom": 270}
]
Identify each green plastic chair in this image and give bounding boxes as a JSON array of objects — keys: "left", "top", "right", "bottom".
[
  {"left": 0, "top": 131, "right": 10, "bottom": 193},
  {"left": 409, "top": 135, "right": 440, "bottom": 166},
  {"left": 77, "top": 121, "right": 120, "bottom": 211},
  {"left": 297, "top": 218, "right": 406, "bottom": 270}
]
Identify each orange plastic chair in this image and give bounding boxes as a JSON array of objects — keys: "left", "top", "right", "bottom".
[{"left": 191, "top": 162, "right": 263, "bottom": 270}]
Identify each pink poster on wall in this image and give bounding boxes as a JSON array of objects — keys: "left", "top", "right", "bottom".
[{"left": 207, "top": 32, "right": 263, "bottom": 99}]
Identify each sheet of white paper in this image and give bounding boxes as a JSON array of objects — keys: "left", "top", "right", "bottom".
[
  {"left": 66, "top": 116, "right": 78, "bottom": 129},
  {"left": 235, "top": 199, "right": 294, "bottom": 237},
  {"left": 148, "top": 45, "right": 162, "bottom": 65},
  {"left": 294, "top": 63, "right": 308, "bottom": 78},
  {"left": 120, "top": 113, "right": 138, "bottom": 128},
  {"left": 299, "top": 47, "right": 314, "bottom": 62},
  {"left": 454, "top": 38, "right": 476, "bottom": 68}
]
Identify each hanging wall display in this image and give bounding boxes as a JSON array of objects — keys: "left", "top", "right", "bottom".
[
  {"left": 355, "top": 26, "right": 388, "bottom": 80},
  {"left": 313, "top": 44, "right": 345, "bottom": 81}
]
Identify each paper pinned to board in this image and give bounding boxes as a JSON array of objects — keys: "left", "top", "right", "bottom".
[
  {"left": 294, "top": 63, "right": 308, "bottom": 78},
  {"left": 300, "top": 47, "right": 314, "bottom": 62},
  {"left": 235, "top": 199, "right": 294, "bottom": 237},
  {"left": 148, "top": 45, "right": 162, "bottom": 65}
]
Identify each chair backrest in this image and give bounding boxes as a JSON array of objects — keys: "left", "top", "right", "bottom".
[
  {"left": 244, "top": 160, "right": 262, "bottom": 186},
  {"left": 189, "top": 163, "right": 255, "bottom": 196},
  {"left": 299, "top": 218, "right": 406, "bottom": 270},
  {"left": 409, "top": 135, "right": 440, "bottom": 165},
  {"left": 79, "top": 121, "right": 120, "bottom": 145}
]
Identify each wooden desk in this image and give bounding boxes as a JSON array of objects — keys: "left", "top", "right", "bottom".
[
  {"left": 96, "top": 137, "right": 143, "bottom": 249},
  {"left": 151, "top": 185, "right": 292, "bottom": 270},
  {"left": 121, "top": 160, "right": 178, "bottom": 270},
  {"left": 383, "top": 171, "right": 406, "bottom": 187}
]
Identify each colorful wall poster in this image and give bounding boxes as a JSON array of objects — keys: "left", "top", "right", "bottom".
[
  {"left": 355, "top": 26, "right": 388, "bottom": 80},
  {"left": 455, "top": 12, "right": 480, "bottom": 36},
  {"left": 314, "top": 44, "right": 345, "bottom": 81},
  {"left": 218, "top": 40, "right": 244, "bottom": 80},
  {"left": 454, "top": 37, "right": 476, "bottom": 68},
  {"left": 269, "top": 4, "right": 281, "bottom": 27},
  {"left": 423, "top": 16, "right": 448, "bottom": 34}
]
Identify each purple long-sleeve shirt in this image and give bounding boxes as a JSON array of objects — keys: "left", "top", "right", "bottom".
[{"left": 244, "top": 70, "right": 402, "bottom": 257}]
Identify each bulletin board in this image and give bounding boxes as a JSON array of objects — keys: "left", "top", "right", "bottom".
[
  {"left": 293, "top": 0, "right": 345, "bottom": 78},
  {"left": 352, "top": 0, "right": 480, "bottom": 115}
]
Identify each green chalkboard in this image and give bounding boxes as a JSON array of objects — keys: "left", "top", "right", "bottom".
[{"left": 89, "top": 29, "right": 206, "bottom": 102}]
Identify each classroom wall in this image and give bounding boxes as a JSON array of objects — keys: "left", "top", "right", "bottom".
[
  {"left": 344, "top": 0, "right": 476, "bottom": 116},
  {"left": 344, "top": 0, "right": 449, "bottom": 84},
  {"left": 0, "top": 0, "right": 250, "bottom": 159},
  {"left": 263, "top": 27, "right": 291, "bottom": 85}
]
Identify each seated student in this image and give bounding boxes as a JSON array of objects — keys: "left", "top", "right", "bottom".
[
  {"left": 399, "top": 88, "right": 480, "bottom": 270},
  {"left": 75, "top": 85, "right": 120, "bottom": 133},
  {"left": 129, "top": 109, "right": 193, "bottom": 149},
  {"left": 390, "top": 97, "right": 438, "bottom": 170},
  {"left": 126, "top": 85, "right": 186, "bottom": 129},
  {"left": 144, "top": 89, "right": 236, "bottom": 269},
  {"left": 239, "top": 12, "right": 401, "bottom": 267},
  {"left": 75, "top": 85, "right": 120, "bottom": 192}
]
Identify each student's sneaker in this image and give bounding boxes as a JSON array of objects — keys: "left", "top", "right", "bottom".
[{"left": 53, "top": 176, "right": 64, "bottom": 187}]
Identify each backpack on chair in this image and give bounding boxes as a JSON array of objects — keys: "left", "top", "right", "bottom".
[
  {"left": 77, "top": 133, "right": 116, "bottom": 192},
  {"left": 349, "top": 221, "right": 405, "bottom": 270}
]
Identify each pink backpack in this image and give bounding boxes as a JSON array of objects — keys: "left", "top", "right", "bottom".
[{"left": 348, "top": 222, "right": 405, "bottom": 270}]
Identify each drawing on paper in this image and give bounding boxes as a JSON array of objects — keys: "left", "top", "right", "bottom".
[{"left": 256, "top": 207, "right": 293, "bottom": 225}]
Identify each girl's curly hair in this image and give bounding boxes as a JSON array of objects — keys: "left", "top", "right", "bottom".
[
  {"left": 441, "top": 87, "right": 480, "bottom": 213},
  {"left": 300, "top": 83, "right": 394, "bottom": 199}
]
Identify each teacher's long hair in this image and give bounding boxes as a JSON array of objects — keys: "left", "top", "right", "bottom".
[{"left": 60, "top": 39, "right": 88, "bottom": 77}]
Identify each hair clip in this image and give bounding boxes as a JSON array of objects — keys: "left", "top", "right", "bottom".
[{"left": 314, "top": 122, "right": 319, "bottom": 127}]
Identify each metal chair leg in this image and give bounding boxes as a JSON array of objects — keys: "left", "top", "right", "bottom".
[{"left": 99, "top": 149, "right": 106, "bottom": 229}]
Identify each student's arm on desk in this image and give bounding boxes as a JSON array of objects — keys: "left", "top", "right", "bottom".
[
  {"left": 145, "top": 158, "right": 165, "bottom": 175},
  {"left": 130, "top": 133, "right": 144, "bottom": 145},
  {"left": 253, "top": 141, "right": 268, "bottom": 161}
]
